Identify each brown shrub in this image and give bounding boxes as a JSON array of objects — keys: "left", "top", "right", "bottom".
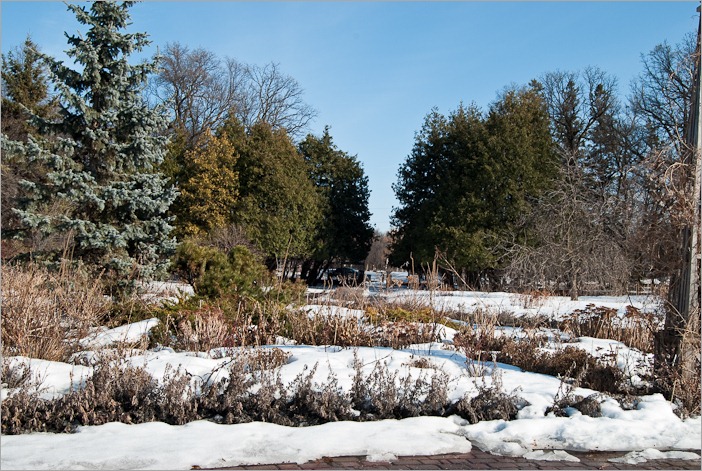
[
  {"left": 287, "top": 364, "right": 353, "bottom": 425},
  {"left": 448, "top": 371, "right": 520, "bottom": 424},
  {"left": 561, "top": 304, "right": 660, "bottom": 353},
  {"left": 177, "top": 305, "right": 233, "bottom": 352},
  {"left": 349, "top": 352, "right": 449, "bottom": 420},
  {"left": 498, "top": 342, "right": 627, "bottom": 395}
]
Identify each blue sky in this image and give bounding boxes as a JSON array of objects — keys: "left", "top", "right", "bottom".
[{"left": 2, "top": 1, "right": 698, "bottom": 232}]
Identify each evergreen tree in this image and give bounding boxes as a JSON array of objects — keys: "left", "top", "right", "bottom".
[
  {"left": 391, "top": 86, "right": 556, "bottom": 285},
  {"left": 1, "top": 38, "right": 56, "bottom": 251},
  {"left": 298, "top": 127, "right": 374, "bottom": 283},
  {"left": 431, "top": 104, "right": 494, "bottom": 274},
  {"left": 229, "top": 122, "right": 322, "bottom": 270},
  {"left": 1, "top": 37, "right": 54, "bottom": 141},
  {"left": 390, "top": 108, "right": 451, "bottom": 267},
  {"left": 4, "top": 2, "right": 176, "bottom": 283},
  {"left": 175, "top": 129, "right": 239, "bottom": 238}
]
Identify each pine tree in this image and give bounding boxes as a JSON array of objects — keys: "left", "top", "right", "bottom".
[
  {"left": 175, "top": 129, "right": 239, "bottom": 238},
  {"left": 391, "top": 108, "right": 452, "bottom": 267},
  {"left": 391, "top": 86, "right": 557, "bottom": 285},
  {"left": 229, "top": 122, "right": 322, "bottom": 270},
  {"left": 298, "top": 126, "right": 374, "bottom": 283},
  {"left": 5, "top": 2, "right": 176, "bottom": 283},
  {"left": 1, "top": 38, "right": 56, "bottom": 250},
  {"left": 1, "top": 37, "right": 54, "bottom": 141}
]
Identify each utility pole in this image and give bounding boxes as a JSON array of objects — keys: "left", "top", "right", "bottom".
[{"left": 659, "top": 2, "right": 702, "bottom": 396}]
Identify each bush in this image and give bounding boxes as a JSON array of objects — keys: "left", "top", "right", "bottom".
[
  {"left": 287, "top": 364, "right": 353, "bottom": 425},
  {"left": 2, "top": 348, "right": 460, "bottom": 433},
  {"left": 176, "top": 305, "right": 235, "bottom": 351},
  {"left": 561, "top": 304, "right": 660, "bottom": 353},
  {"left": 349, "top": 352, "right": 449, "bottom": 420},
  {"left": 448, "top": 372, "right": 520, "bottom": 424},
  {"left": 497, "top": 342, "right": 627, "bottom": 394},
  {"left": 106, "top": 296, "right": 159, "bottom": 328},
  {"left": 173, "top": 241, "right": 269, "bottom": 300},
  {"left": 547, "top": 392, "right": 606, "bottom": 418},
  {"left": 1, "top": 355, "right": 199, "bottom": 434}
]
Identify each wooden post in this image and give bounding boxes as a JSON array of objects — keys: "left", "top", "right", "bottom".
[{"left": 660, "top": 2, "right": 702, "bottom": 392}]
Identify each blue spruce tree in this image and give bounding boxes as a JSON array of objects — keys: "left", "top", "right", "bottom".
[{"left": 4, "top": 1, "right": 176, "bottom": 284}]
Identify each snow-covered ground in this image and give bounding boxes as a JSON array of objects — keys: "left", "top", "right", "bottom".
[
  {"left": 1, "top": 290, "right": 699, "bottom": 470},
  {"left": 376, "top": 285, "right": 662, "bottom": 321}
]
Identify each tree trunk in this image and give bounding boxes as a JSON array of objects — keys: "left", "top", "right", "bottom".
[{"left": 569, "top": 270, "right": 579, "bottom": 301}]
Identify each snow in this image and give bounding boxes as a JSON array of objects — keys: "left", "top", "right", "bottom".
[
  {"left": 2, "top": 290, "right": 699, "bottom": 470},
  {"left": 302, "top": 304, "right": 366, "bottom": 320},
  {"left": 1, "top": 357, "right": 92, "bottom": 401},
  {"left": 0, "top": 417, "right": 472, "bottom": 470},
  {"left": 564, "top": 336, "right": 653, "bottom": 385},
  {"left": 523, "top": 450, "right": 580, "bottom": 462},
  {"left": 377, "top": 289, "right": 662, "bottom": 321},
  {"left": 79, "top": 318, "right": 160, "bottom": 348},
  {"left": 137, "top": 281, "right": 195, "bottom": 304},
  {"left": 460, "top": 396, "right": 701, "bottom": 456},
  {"left": 609, "top": 449, "right": 701, "bottom": 464}
]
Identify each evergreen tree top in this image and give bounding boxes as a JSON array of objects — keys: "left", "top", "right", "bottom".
[{"left": 5, "top": 0, "right": 176, "bottom": 285}]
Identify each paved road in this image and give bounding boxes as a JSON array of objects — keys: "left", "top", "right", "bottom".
[{"left": 207, "top": 449, "right": 701, "bottom": 470}]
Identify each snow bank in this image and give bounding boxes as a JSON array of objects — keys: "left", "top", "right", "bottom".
[
  {"left": 302, "top": 304, "right": 366, "bottom": 320},
  {"left": 79, "top": 318, "right": 160, "bottom": 348},
  {"left": 1, "top": 357, "right": 92, "bottom": 401},
  {"left": 379, "top": 289, "right": 661, "bottom": 321},
  {"left": 461, "top": 395, "right": 701, "bottom": 456},
  {"left": 1, "top": 417, "right": 471, "bottom": 470}
]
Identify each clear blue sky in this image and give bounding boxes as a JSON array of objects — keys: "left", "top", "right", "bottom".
[{"left": 2, "top": 1, "right": 698, "bottom": 232}]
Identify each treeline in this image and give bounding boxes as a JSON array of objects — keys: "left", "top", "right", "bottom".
[
  {"left": 1, "top": 2, "right": 373, "bottom": 290},
  {"left": 2, "top": 2, "right": 697, "bottom": 299},
  {"left": 390, "top": 37, "right": 698, "bottom": 298}
]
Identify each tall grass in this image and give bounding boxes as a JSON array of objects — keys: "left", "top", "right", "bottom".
[
  {"left": 1, "top": 262, "right": 108, "bottom": 361},
  {"left": 561, "top": 304, "right": 661, "bottom": 353}
]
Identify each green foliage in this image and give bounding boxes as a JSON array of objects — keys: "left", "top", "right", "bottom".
[
  {"left": 298, "top": 126, "right": 374, "bottom": 283},
  {"left": 5, "top": 2, "right": 176, "bottom": 286},
  {"left": 229, "top": 122, "right": 322, "bottom": 263},
  {"left": 391, "top": 84, "right": 557, "bottom": 277},
  {"left": 1, "top": 36, "right": 54, "bottom": 141},
  {"left": 173, "top": 240, "right": 268, "bottom": 300},
  {"left": 1, "top": 37, "right": 57, "bottom": 253},
  {"left": 175, "top": 130, "right": 239, "bottom": 238}
]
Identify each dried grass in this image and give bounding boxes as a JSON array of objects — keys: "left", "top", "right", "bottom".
[
  {"left": 562, "top": 304, "right": 660, "bottom": 353},
  {"left": 1, "top": 262, "right": 108, "bottom": 361},
  {"left": 448, "top": 370, "right": 520, "bottom": 424}
]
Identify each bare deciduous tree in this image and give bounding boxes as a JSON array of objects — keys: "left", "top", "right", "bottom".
[
  {"left": 632, "top": 29, "right": 701, "bottom": 413},
  {"left": 152, "top": 43, "right": 246, "bottom": 144},
  {"left": 153, "top": 43, "right": 316, "bottom": 144},
  {"left": 506, "top": 160, "right": 631, "bottom": 300},
  {"left": 540, "top": 67, "right": 619, "bottom": 161},
  {"left": 364, "top": 231, "right": 390, "bottom": 271},
  {"left": 630, "top": 32, "right": 697, "bottom": 154},
  {"left": 236, "top": 62, "right": 317, "bottom": 138}
]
